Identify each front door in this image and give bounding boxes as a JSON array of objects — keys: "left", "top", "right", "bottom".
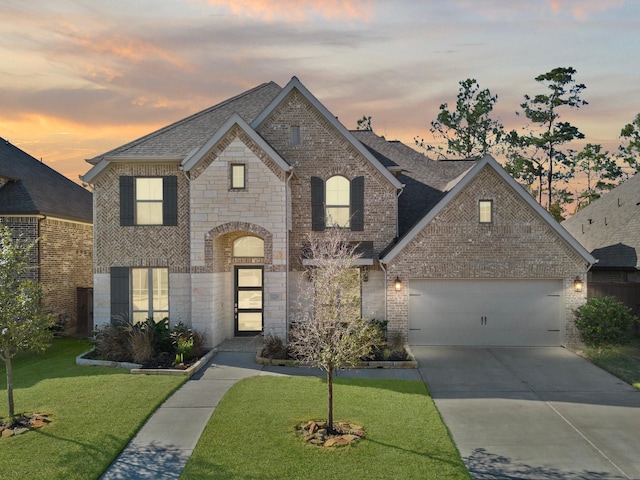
[{"left": 234, "top": 266, "right": 263, "bottom": 336}]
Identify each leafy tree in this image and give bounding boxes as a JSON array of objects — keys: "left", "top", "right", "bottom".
[
  {"left": 415, "top": 78, "right": 504, "bottom": 159},
  {"left": 618, "top": 113, "right": 640, "bottom": 175},
  {"left": 356, "top": 115, "right": 373, "bottom": 131},
  {"left": 0, "top": 223, "right": 54, "bottom": 418},
  {"left": 505, "top": 67, "right": 587, "bottom": 212},
  {"left": 288, "top": 228, "right": 381, "bottom": 434},
  {"left": 574, "top": 143, "right": 623, "bottom": 212}
]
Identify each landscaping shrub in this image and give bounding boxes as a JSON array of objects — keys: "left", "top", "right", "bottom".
[
  {"left": 92, "top": 318, "right": 207, "bottom": 367},
  {"left": 93, "top": 318, "right": 133, "bottom": 362},
  {"left": 573, "top": 296, "right": 638, "bottom": 347},
  {"left": 260, "top": 333, "right": 288, "bottom": 359}
]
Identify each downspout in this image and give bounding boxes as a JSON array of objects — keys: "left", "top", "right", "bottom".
[
  {"left": 378, "top": 185, "right": 404, "bottom": 324},
  {"left": 379, "top": 261, "right": 388, "bottom": 324},
  {"left": 285, "top": 168, "right": 294, "bottom": 342}
]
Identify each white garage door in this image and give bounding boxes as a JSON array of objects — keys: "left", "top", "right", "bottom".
[{"left": 408, "top": 279, "right": 563, "bottom": 346}]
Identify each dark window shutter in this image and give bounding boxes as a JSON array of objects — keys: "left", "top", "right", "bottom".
[
  {"left": 311, "top": 176, "right": 325, "bottom": 231},
  {"left": 119, "top": 176, "right": 134, "bottom": 226},
  {"left": 351, "top": 176, "right": 364, "bottom": 231},
  {"left": 110, "top": 267, "right": 130, "bottom": 323},
  {"left": 163, "top": 176, "right": 178, "bottom": 226}
]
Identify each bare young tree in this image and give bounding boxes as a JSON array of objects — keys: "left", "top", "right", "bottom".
[{"left": 288, "top": 228, "right": 381, "bottom": 434}]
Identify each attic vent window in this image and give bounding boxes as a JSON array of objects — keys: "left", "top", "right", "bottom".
[{"left": 290, "top": 126, "right": 301, "bottom": 146}]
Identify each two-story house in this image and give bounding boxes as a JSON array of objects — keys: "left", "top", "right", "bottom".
[{"left": 83, "top": 77, "right": 594, "bottom": 347}]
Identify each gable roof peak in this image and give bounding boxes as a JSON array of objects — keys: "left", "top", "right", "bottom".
[{"left": 252, "top": 77, "right": 402, "bottom": 190}]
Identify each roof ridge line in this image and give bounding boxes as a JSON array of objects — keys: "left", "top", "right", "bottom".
[{"left": 88, "top": 81, "right": 279, "bottom": 163}]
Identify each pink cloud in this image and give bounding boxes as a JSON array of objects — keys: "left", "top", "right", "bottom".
[
  {"left": 203, "top": 0, "right": 374, "bottom": 22},
  {"left": 547, "top": 0, "right": 626, "bottom": 20}
]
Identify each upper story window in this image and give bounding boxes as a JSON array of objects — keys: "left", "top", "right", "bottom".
[
  {"left": 136, "top": 178, "right": 163, "bottom": 225},
  {"left": 325, "top": 176, "right": 351, "bottom": 228},
  {"left": 120, "top": 176, "right": 178, "bottom": 226},
  {"left": 479, "top": 200, "right": 493, "bottom": 224},
  {"left": 233, "top": 236, "right": 264, "bottom": 257},
  {"left": 310, "top": 175, "right": 364, "bottom": 232},
  {"left": 231, "top": 164, "right": 246, "bottom": 190}
]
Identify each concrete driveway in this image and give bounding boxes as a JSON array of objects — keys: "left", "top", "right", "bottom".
[{"left": 412, "top": 347, "right": 640, "bottom": 480}]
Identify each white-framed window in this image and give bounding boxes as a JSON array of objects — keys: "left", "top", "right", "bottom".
[
  {"left": 479, "top": 199, "right": 493, "bottom": 224},
  {"left": 233, "top": 236, "right": 264, "bottom": 257},
  {"left": 131, "top": 268, "right": 169, "bottom": 324},
  {"left": 231, "top": 164, "right": 246, "bottom": 190},
  {"left": 135, "top": 177, "right": 163, "bottom": 225},
  {"left": 325, "top": 175, "right": 350, "bottom": 228}
]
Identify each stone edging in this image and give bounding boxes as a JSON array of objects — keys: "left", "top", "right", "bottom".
[
  {"left": 256, "top": 345, "right": 418, "bottom": 369},
  {"left": 76, "top": 349, "right": 217, "bottom": 377}
]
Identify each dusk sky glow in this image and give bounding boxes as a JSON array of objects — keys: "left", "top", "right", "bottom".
[{"left": 1, "top": 0, "right": 638, "bottom": 196}]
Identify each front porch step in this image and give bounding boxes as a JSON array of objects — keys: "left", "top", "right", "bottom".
[{"left": 215, "top": 336, "right": 263, "bottom": 353}]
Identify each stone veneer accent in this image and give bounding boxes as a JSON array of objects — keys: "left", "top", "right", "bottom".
[
  {"left": 189, "top": 135, "right": 289, "bottom": 345},
  {"left": 384, "top": 165, "right": 589, "bottom": 346},
  {"left": 255, "top": 89, "right": 398, "bottom": 270}
]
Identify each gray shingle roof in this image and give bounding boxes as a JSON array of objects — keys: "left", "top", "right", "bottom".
[
  {"left": 351, "top": 131, "right": 476, "bottom": 236},
  {"left": 562, "top": 174, "right": 640, "bottom": 270},
  {"left": 87, "top": 82, "right": 283, "bottom": 163},
  {"left": 0, "top": 138, "right": 92, "bottom": 222}
]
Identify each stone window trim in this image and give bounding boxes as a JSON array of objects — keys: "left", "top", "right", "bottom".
[
  {"left": 119, "top": 176, "right": 178, "bottom": 227},
  {"left": 479, "top": 199, "right": 493, "bottom": 224},
  {"left": 230, "top": 163, "right": 246, "bottom": 190}
]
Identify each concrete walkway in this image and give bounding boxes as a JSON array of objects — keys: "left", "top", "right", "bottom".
[
  {"left": 101, "top": 346, "right": 640, "bottom": 480},
  {"left": 413, "top": 346, "right": 640, "bottom": 480},
  {"left": 100, "top": 350, "right": 421, "bottom": 480}
]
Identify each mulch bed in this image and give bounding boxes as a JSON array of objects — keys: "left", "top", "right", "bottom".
[{"left": 296, "top": 420, "right": 365, "bottom": 447}]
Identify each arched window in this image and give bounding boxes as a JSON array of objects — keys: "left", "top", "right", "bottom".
[
  {"left": 325, "top": 175, "right": 350, "bottom": 228},
  {"left": 233, "top": 236, "right": 264, "bottom": 257}
]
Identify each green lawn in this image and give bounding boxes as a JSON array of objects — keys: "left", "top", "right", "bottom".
[
  {"left": 181, "top": 375, "right": 470, "bottom": 480},
  {"left": 577, "top": 336, "right": 640, "bottom": 389},
  {"left": 0, "top": 338, "right": 185, "bottom": 480}
]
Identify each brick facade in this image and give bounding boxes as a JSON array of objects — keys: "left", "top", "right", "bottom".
[
  {"left": 93, "top": 162, "right": 190, "bottom": 275},
  {"left": 255, "top": 90, "right": 398, "bottom": 269},
  {"left": 40, "top": 218, "right": 93, "bottom": 329},
  {"left": 1, "top": 215, "right": 93, "bottom": 330},
  {"left": 383, "top": 165, "right": 588, "bottom": 346}
]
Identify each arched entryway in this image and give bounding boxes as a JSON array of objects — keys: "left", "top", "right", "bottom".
[
  {"left": 205, "top": 223, "right": 272, "bottom": 338},
  {"left": 233, "top": 236, "right": 264, "bottom": 335}
]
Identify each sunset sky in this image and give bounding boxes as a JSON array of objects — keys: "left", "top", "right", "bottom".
[{"left": 1, "top": 0, "right": 638, "bottom": 195}]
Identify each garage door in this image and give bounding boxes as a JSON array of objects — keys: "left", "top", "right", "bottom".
[{"left": 408, "top": 279, "right": 563, "bottom": 346}]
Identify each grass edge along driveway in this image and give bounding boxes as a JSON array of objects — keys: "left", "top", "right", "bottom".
[
  {"left": 181, "top": 375, "right": 471, "bottom": 480},
  {"left": 0, "top": 338, "right": 185, "bottom": 480}
]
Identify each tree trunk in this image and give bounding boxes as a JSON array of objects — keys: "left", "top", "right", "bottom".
[
  {"left": 5, "top": 358, "right": 14, "bottom": 418},
  {"left": 327, "top": 366, "right": 334, "bottom": 434}
]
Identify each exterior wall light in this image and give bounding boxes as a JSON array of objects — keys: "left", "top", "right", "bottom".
[
  {"left": 394, "top": 276, "right": 402, "bottom": 291},
  {"left": 573, "top": 276, "right": 584, "bottom": 293}
]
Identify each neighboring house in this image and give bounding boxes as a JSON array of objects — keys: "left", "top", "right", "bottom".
[
  {"left": 83, "top": 77, "right": 594, "bottom": 347},
  {"left": 563, "top": 174, "right": 640, "bottom": 321},
  {"left": 0, "top": 138, "right": 93, "bottom": 333}
]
